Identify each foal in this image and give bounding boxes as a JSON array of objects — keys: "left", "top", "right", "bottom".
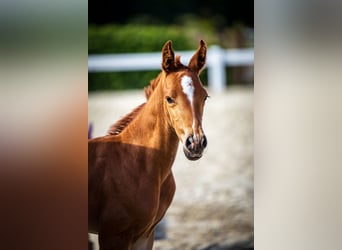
[{"left": 88, "top": 40, "right": 209, "bottom": 250}]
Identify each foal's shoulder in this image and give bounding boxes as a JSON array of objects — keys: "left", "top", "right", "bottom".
[
  {"left": 88, "top": 135, "right": 121, "bottom": 150},
  {"left": 89, "top": 134, "right": 119, "bottom": 143}
]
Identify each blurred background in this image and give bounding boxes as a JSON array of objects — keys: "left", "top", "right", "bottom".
[
  {"left": 88, "top": 0, "right": 254, "bottom": 91},
  {"left": 89, "top": 1, "right": 254, "bottom": 250}
]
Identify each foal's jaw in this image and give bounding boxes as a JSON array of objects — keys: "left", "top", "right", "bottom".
[{"left": 164, "top": 102, "right": 207, "bottom": 161}]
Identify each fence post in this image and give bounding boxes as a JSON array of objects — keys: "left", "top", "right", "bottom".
[{"left": 207, "top": 45, "right": 226, "bottom": 93}]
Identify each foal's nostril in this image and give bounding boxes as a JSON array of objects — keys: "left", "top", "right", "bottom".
[
  {"left": 185, "top": 136, "right": 192, "bottom": 150},
  {"left": 202, "top": 135, "right": 208, "bottom": 148}
]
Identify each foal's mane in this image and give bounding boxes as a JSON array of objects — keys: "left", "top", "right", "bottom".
[
  {"left": 107, "top": 56, "right": 184, "bottom": 136},
  {"left": 107, "top": 103, "right": 146, "bottom": 135}
]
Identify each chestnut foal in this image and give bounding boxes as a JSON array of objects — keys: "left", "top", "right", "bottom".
[{"left": 89, "top": 40, "right": 208, "bottom": 250}]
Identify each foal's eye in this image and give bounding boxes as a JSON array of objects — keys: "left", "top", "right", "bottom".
[
  {"left": 204, "top": 95, "right": 210, "bottom": 102},
  {"left": 166, "top": 96, "right": 175, "bottom": 104}
]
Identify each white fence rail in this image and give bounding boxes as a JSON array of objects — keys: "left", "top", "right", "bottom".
[{"left": 88, "top": 46, "right": 254, "bottom": 92}]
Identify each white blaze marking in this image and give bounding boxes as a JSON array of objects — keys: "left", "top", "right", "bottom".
[
  {"left": 181, "top": 75, "right": 194, "bottom": 105},
  {"left": 181, "top": 75, "right": 197, "bottom": 134}
]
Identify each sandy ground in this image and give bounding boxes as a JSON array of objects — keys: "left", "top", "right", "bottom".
[{"left": 88, "top": 85, "right": 254, "bottom": 250}]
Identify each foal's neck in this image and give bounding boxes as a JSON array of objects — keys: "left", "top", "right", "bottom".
[
  {"left": 121, "top": 84, "right": 179, "bottom": 177},
  {"left": 132, "top": 90, "right": 178, "bottom": 148}
]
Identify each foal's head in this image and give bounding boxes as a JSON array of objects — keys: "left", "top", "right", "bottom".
[{"left": 160, "top": 40, "right": 209, "bottom": 160}]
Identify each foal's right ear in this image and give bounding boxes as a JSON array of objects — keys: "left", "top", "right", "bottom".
[
  {"left": 188, "top": 40, "right": 207, "bottom": 74},
  {"left": 162, "top": 40, "right": 175, "bottom": 73}
]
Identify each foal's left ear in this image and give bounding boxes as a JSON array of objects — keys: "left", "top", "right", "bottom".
[
  {"left": 188, "top": 40, "right": 207, "bottom": 74},
  {"left": 162, "top": 40, "right": 175, "bottom": 73}
]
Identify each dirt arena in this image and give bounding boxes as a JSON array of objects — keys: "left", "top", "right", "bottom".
[{"left": 88, "top": 85, "right": 254, "bottom": 250}]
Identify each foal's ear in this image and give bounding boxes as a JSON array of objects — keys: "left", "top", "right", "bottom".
[
  {"left": 188, "top": 40, "right": 207, "bottom": 74},
  {"left": 162, "top": 40, "right": 175, "bottom": 73}
]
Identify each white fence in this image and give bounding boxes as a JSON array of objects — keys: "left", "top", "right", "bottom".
[{"left": 88, "top": 46, "right": 254, "bottom": 92}]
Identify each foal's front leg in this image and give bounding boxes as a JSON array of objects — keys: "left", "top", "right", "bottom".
[
  {"left": 132, "top": 231, "right": 155, "bottom": 250},
  {"left": 98, "top": 230, "right": 132, "bottom": 250}
]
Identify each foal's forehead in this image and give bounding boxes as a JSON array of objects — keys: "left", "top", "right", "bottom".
[{"left": 168, "top": 71, "right": 205, "bottom": 92}]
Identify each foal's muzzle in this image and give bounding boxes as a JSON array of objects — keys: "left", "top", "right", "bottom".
[{"left": 183, "top": 134, "right": 207, "bottom": 161}]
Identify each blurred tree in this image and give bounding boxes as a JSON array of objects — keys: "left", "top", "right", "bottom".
[{"left": 89, "top": 0, "right": 253, "bottom": 28}]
